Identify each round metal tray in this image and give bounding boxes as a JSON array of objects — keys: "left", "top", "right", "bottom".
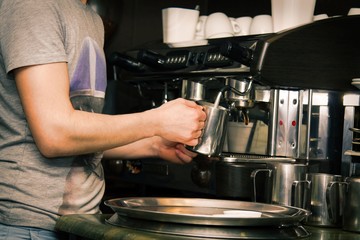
[
  {"left": 105, "top": 213, "right": 311, "bottom": 239},
  {"left": 104, "top": 197, "right": 310, "bottom": 227}
]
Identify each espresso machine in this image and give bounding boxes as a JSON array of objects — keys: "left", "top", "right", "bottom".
[{"left": 108, "top": 16, "right": 360, "bottom": 203}]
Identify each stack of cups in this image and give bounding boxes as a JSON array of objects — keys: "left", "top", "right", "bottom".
[{"left": 162, "top": 7, "right": 278, "bottom": 45}]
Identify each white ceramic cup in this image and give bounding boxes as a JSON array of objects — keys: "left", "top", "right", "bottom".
[
  {"left": 313, "top": 14, "right": 329, "bottom": 21},
  {"left": 235, "top": 16, "right": 252, "bottom": 36},
  {"left": 250, "top": 15, "right": 273, "bottom": 35},
  {"left": 204, "top": 12, "right": 234, "bottom": 39},
  {"left": 195, "top": 15, "right": 208, "bottom": 40},
  {"left": 162, "top": 7, "right": 199, "bottom": 43},
  {"left": 348, "top": 8, "right": 360, "bottom": 15},
  {"left": 271, "top": 0, "right": 316, "bottom": 32}
]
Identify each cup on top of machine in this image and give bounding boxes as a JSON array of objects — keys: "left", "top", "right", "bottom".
[
  {"left": 234, "top": 16, "right": 252, "bottom": 36},
  {"left": 271, "top": 0, "right": 316, "bottom": 32},
  {"left": 162, "top": 7, "right": 200, "bottom": 44},
  {"left": 249, "top": 15, "right": 273, "bottom": 35},
  {"left": 204, "top": 12, "right": 235, "bottom": 39}
]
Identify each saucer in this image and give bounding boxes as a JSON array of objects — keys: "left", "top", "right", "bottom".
[
  {"left": 207, "top": 32, "right": 234, "bottom": 39},
  {"left": 351, "top": 82, "right": 360, "bottom": 89},
  {"left": 167, "top": 39, "right": 208, "bottom": 48}
]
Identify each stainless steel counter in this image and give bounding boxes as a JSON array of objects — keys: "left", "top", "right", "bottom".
[{"left": 55, "top": 214, "right": 360, "bottom": 239}]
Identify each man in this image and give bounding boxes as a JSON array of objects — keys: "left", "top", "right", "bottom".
[{"left": 0, "top": 0, "right": 206, "bottom": 238}]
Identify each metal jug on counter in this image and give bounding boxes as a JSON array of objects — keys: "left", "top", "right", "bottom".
[
  {"left": 343, "top": 177, "right": 360, "bottom": 232},
  {"left": 252, "top": 163, "right": 309, "bottom": 208},
  {"left": 305, "top": 173, "right": 346, "bottom": 227}
]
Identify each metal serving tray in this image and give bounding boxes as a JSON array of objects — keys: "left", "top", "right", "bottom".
[
  {"left": 104, "top": 197, "right": 310, "bottom": 227},
  {"left": 105, "top": 213, "right": 311, "bottom": 239}
]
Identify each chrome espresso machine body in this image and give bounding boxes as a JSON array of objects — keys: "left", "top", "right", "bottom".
[{"left": 110, "top": 16, "right": 360, "bottom": 201}]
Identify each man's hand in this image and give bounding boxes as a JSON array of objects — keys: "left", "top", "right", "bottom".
[
  {"left": 149, "top": 98, "right": 206, "bottom": 146},
  {"left": 154, "top": 137, "right": 198, "bottom": 164}
]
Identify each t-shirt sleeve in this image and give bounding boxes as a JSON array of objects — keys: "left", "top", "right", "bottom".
[{"left": 0, "top": 0, "right": 68, "bottom": 73}]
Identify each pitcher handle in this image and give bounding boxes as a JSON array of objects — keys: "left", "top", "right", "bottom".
[
  {"left": 250, "top": 169, "right": 272, "bottom": 203},
  {"left": 326, "top": 181, "right": 349, "bottom": 223},
  {"left": 326, "top": 181, "right": 337, "bottom": 223},
  {"left": 291, "top": 180, "right": 311, "bottom": 209}
]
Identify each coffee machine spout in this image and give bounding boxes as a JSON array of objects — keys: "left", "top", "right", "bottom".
[{"left": 225, "top": 78, "right": 254, "bottom": 96}]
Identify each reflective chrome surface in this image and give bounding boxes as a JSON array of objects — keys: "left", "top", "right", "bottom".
[
  {"left": 181, "top": 80, "right": 205, "bottom": 101},
  {"left": 106, "top": 213, "right": 311, "bottom": 239},
  {"left": 305, "top": 173, "right": 345, "bottom": 227},
  {"left": 268, "top": 163, "right": 309, "bottom": 208},
  {"left": 104, "top": 197, "right": 311, "bottom": 227},
  {"left": 187, "top": 101, "right": 228, "bottom": 157},
  {"left": 341, "top": 93, "right": 360, "bottom": 177},
  {"left": 343, "top": 177, "right": 360, "bottom": 232}
]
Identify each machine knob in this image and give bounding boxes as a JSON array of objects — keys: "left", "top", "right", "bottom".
[
  {"left": 191, "top": 157, "right": 212, "bottom": 188},
  {"left": 137, "top": 49, "right": 167, "bottom": 69},
  {"left": 109, "top": 52, "right": 147, "bottom": 72},
  {"left": 220, "top": 41, "right": 253, "bottom": 66}
]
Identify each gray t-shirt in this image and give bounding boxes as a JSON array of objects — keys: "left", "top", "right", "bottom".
[{"left": 0, "top": 0, "right": 107, "bottom": 230}]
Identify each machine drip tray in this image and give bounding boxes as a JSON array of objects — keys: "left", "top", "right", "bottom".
[{"left": 220, "top": 154, "right": 296, "bottom": 163}]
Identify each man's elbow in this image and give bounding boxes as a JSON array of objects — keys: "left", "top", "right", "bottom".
[{"left": 34, "top": 132, "right": 71, "bottom": 158}]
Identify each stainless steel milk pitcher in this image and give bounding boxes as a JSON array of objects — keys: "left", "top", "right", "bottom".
[
  {"left": 188, "top": 85, "right": 250, "bottom": 156},
  {"left": 305, "top": 173, "right": 346, "bottom": 227},
  {"left": 251, "top": 163, "right": 309, "bottom": 208},
  {"left": 343, "top": 177, "right": 360, "bottom": 232},
  {"left": 188, "top": 100, "right": 229, "bottom": 156}
]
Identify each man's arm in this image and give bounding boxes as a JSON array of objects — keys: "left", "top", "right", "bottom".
[
  {"left": 14, "top": 62, "right": 205, "bottom": 158},
  {"left": 103, "top": 136, "right": 197, "bottom": 164}
]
